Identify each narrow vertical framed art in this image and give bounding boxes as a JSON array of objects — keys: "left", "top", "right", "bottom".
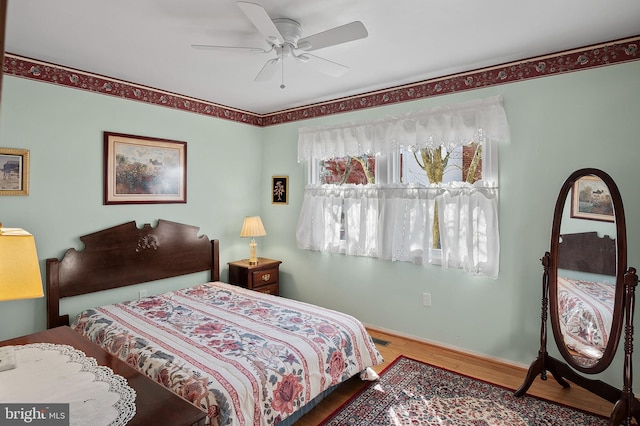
[{"left": 272, "top": 175, "right": 288, "bottom": 205}]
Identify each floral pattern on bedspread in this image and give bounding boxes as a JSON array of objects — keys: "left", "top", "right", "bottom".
[
  {"left": 557, "top": 276, "right": 615, "bottom": 360},
  {"left": 72, "top": 281, "right": 383, "bottom": 426}
]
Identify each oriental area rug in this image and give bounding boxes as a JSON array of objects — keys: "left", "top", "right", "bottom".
[{"left": 319, "top": 355, "right": 608, "bottom": 426}]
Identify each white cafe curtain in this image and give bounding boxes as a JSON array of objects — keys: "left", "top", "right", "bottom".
[{"left": 296, "top": 182, "right": 499, "bottom": 277}]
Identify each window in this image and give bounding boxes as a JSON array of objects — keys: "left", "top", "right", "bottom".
[
  {"left": 401, "top": 143, "right": 482, "bottom": 185},
  {"left": 320, "top": 155, "right": 376, "bottom": 185},
  {"left": 296, "top": 96, "right": 509, "bottom": 278}
]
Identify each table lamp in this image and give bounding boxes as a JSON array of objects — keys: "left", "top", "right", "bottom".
[
  {"left": 240, "top": 216, "right": 266, "bottom": 265},
  {"left": 0, "top": 226, "right": 44, "bottom": 371}
]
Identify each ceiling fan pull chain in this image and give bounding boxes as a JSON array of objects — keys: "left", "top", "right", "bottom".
[{"left": 280, "top": 56, "right": 286, "bottom": 89}]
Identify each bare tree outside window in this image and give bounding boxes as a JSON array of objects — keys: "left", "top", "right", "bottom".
[{"left": 407, "top": 142, "right": 482, "bottom": 248}]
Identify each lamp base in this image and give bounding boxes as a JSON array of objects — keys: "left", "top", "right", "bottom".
[
  {"left": 0, "top": 346, "right": 16, "bottom": 372},
  {"left": 248, "top": 238, "right": 259, "bottom": 266}
]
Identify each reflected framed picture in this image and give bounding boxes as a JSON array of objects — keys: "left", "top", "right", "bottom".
[
  {"left": 104, "top": 132, "right": 187, "bottom": 205},
  {"left": 272, "top": 175, "right": 288, "bottom": 204},
  {"left": 0, "top": 148, "right": 30, "bottom": 196},
  {"left": 571, "top": 175, "right": 614, "bottom": 222}
]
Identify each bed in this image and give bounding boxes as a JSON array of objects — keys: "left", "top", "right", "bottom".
[
  {"left": 556, "top": 231, "right": 616, "bottom": 361},
  {"left": 46, "top": 219, "right": 383, "bottom": 426},
  {"left": 556, "top": 275, "right": 615, "bottom": 359}
]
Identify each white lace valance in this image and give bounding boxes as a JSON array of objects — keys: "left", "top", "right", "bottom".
[{"left": 298, "top": 95, "right": 510, "bottom": 162}]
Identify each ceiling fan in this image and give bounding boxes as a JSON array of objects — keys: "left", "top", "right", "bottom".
[{"left": 192, "top": 2, "right": 368, "bottom": 88}]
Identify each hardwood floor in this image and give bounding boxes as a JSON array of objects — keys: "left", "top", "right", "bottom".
[{"left": 295, "top": 327, "right": 614, "bottom": 424}]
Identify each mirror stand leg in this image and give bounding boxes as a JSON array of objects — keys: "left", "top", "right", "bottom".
[
  {"left": 515, "top": 352, "right": 571, "bottom": 397},
  {"left": 544, "top": 356, "right": 572, "bottom": 388},
  {"left": 608, "top": 394, "right": 640, "bottom": 426},
  {"left": 608, "top": 268, "right": 640, "bottom": 425},
  {"left": 514, "top": 353, "right": 544, "bottom": 396},
  {"left": 516, "top": 253, "right": 556, "bottom": 397}
]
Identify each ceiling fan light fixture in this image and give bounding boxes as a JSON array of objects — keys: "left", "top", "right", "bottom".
[{"left": 280, "top": 44, "right": 295, "bottom": 58}]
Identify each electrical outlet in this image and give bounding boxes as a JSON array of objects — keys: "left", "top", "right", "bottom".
[
  {"left": 139, "top": 289, "right": 147, "bottom": 299},
  {"left": 422, "top": 292, "right": 431, "bottom": 307}
]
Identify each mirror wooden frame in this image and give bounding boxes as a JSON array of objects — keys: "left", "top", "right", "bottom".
[
  {"left": 515, "top": 168, "right": 640, "bottom": 425},
  {"left": 549, "top": 169, "right": 626, "bottom": 374}
]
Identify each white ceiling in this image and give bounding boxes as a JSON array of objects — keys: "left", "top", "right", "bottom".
[{"left": 5, "top": 0, "right": 640, "bottom": 115}]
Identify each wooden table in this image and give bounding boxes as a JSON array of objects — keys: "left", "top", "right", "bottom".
[{"left": 0, "top": 326, "right": 207, "bottom": 426}]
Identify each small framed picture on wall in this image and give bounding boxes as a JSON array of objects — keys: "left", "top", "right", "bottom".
[
  {"left": 272, "top": 175, "right": 288, "bottom": 205},
  {"left": 0, "top": 148, "right": 30, "bottom": 196},
  {"left": 570, "top": 174, "right": 614, "bottom": 222}
]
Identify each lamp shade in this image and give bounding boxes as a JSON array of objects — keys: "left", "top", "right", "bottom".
[
  {"left": 240, "top": 216, "right": 266, "bottom": 238},
  {"left": 0, "top": 228, "right": 44, "bottom": 301}
]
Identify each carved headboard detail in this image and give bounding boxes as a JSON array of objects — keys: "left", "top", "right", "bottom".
[
  {"left": 558, "top": 231, "right": 616, "bottom": 276},
  {"left": 46, "top": 219, "right": 219, "bottom": 328}
]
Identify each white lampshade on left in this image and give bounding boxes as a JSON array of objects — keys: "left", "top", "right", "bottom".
[
  {"left": 0, "top": 227, "right": 44, "bottom": 372},
  {"left": 0, "top": 228, "right": 44, "bottom": 301}
]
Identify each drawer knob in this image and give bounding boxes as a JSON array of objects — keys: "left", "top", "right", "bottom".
[{"left": 262, "top": 274, "right": 271, "bottom": 282}]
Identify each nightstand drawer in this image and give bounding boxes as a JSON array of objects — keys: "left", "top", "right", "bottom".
[
  {"left": 252, "top": 267, "right": 278, "bottom": 287},
  {"left": 254, "top": 283, "right": 279, "bottom": 296},
  {"left": 227, "top": 258, "right": 282, "bottom": 296}
]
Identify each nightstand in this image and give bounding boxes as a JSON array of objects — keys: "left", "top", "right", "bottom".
[{"left": 228, "top": 258, "right": 282, "bottom": 296}]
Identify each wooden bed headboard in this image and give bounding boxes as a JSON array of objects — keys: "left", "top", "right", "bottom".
[
  {"left": 46, "top": 219, "right": 219, "bottom": 328},
  {"left": 558, "top": 231, "right": 616, "bottom": 276}
]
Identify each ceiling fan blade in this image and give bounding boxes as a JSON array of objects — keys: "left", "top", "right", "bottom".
[
  {"left": 191, "top": 44, "right": 268, "bottom": 53},
  {"left": 297, "top": 21, "right": 367, "bottom": 52},
  {"left": 237, "top": 2, "right": 284, "bottom": 46},
  {"left": 254, "top": 58, "right": 280, "bottom": 82},
  {"left": 299, "top": 53, "right": 348, "bottom": 77}
]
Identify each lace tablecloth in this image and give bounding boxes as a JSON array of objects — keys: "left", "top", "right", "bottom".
[{"left": 0, "top": 343, "right": 136, "bottom": 426}]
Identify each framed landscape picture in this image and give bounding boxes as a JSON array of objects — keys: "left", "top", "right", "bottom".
[
  {"left": 104, "top": 132, "right": 187, "bottom": 205},
  {"left": 0, "top": 148, "right": 30, "bottom": 196},
  {"left": 570, "top": 175, "right": 614, "bottom": 222},
  {"left": 272, "top": 175, "right": 288, "bottom": 204}
]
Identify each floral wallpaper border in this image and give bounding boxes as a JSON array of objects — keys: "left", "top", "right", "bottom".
[{"left": 4, "top": 36, "right": 638, "bottom": 127}]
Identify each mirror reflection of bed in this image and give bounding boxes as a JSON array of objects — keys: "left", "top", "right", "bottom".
[{"left": 557, "top": 232, "right": 616, "bottom": 367}]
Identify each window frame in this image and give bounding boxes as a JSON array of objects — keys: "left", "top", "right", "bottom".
[
  {"left": 307, "top": 137, "right": 498, "bottom": 188},
  {"left": 303, "top": 138, "right": 498, "bottom": 262}
]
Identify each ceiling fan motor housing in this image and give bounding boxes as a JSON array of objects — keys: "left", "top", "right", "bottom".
[{"left": 272, "top": 18, "right": 303, "bottom": 50}]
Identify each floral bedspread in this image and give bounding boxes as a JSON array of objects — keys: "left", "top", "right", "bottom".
[
  {"left": 71, "top": 281, "right": 383, "bottom": 426},
  {"left": 557, "top": 276, "right": 615, "bottom": 360}
]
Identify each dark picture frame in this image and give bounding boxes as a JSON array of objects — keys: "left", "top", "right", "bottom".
[
  {"left": 0, "top": 147, "right": 30, "bottom": 196},
  {"left": 570, "top": 175, "right": 614, "bottom": 222},
  {"left": 104, "top": 132, "right": 187, "bottom": 205},
  {"left": 272, "top": 175, "right": 288, "bottom": 205}
]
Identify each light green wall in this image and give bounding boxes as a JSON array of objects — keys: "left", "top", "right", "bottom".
[
  {"left": 0, "top": 76, "right": 264, "bottom": 339},
  {"left": 1, "top": 61, "right": 639, "bottom": 390},
  {"left": 259, "top": 61, "right": 640, "bottom": 389}
]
